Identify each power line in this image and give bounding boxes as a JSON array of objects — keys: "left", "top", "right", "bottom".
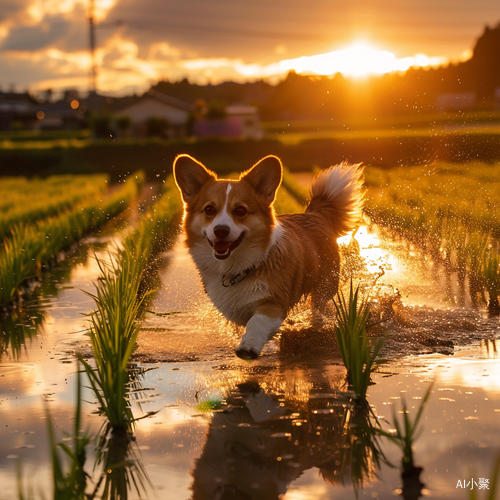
[
  {"left": 96, "top": 18, "right": 479, "bottom": 42},
  {"left": 98, "top": 19, "right": 322, "bottom": 40}
]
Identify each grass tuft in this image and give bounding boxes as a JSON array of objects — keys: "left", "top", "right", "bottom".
[
  {"left": 79, "top": 256, "right": 142, "bottom": 431},
  {"left": 482, "top": 243, "right": 500, "bottom": 314},
  {"left": 378, "top": 383, "right": 433, "bottom": 472},
  {"left": 333, "top": 280, "right": 385, "bottom": 400},
  {"left": 79, "top": 174, "right": 181, "bottom": 431}
]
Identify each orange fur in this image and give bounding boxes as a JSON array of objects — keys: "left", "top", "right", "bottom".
[{"left": 173, "top": 154, "right": 364, "bottom": 359}]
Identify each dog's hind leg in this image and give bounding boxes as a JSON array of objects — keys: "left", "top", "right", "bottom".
[{"left": 235, "top": 304, "right": 284, "bottom": 360}]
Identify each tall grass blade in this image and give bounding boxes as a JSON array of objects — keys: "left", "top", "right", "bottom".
[{"left": 334, "top": 280, "right": 385, "bottom": 400}]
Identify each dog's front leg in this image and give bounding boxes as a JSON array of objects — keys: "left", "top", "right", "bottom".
[{"left": 235, "top": 312, "right": 283, "bottom": 360}]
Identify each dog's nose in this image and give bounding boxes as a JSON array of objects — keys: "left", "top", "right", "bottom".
[{"left": 213, "top": 225, "right": 230, "bottom": 239}]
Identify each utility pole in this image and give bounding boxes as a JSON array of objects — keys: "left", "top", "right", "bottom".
[{"left": 89, "top": 0, "right": 97, "bottom": 94}]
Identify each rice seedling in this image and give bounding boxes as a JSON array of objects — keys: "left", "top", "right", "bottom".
[
  {"left": 0, "top": 309, "right": 44, "bottom": 360},
  {"left": 366, "top": 161, "right": 500, "bottom": 239},
  {"left": 333, "top": 280, "right": 386, "bottom": 401},
  {"left": 0, "top": 174, "right": 109, "bottom": 241},
  {"left": 372, "top": 383, "right": 433, "bottom": 500},
  {"left": 338, "top": 230, "right": 376, "bottom": 288},
  {"left": 126, "top": 176, "right": 181, "bottom": 262},
  {"left": 79, "top": 175, "right": 181, "bottom": 432},
  {"left": 378, "top": 384, "right": 433, "bottom": 472},
  {"left": 0, "top": 175, "right": 140, "bottom": 309},
  {"left": 0, "top": 224, "right": 43, "bottom": 306},
  {"left": 79, "top": 256, "right": 141, "bottom": 432},
  {"left": 91, "top": 425, "right": 151, "bottom": 500},
  {"left": 467, "top": 232, "right": 488, "bottom": 307},
  {"left": 364, "top": 161, "right": 500, "bottom": 308},
  {"left": 48, "top": 367, "right": 93, "bottom": 500},
  {"left": 469, "top": 453, "right": 500, "bottom": 500},
  {"left": 16, "top": 360, "right": 151, "bottom": 500},
  {"left": 455, "top": 228, "right": 469, "bottom": 302},
  {"left": 89, "top": 364, "right": 154, "bottom": 499},
  {"left": 481, "top": 243, "right": 500, "bottom": 315}
]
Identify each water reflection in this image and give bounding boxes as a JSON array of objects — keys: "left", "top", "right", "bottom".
[
  {"left": 0, "top": 309, "right": 45, "bottom": 360},
  {"left": 482, "top": 338, "right": 500, "bottom": 357},
  {"left": 13, "top": 362, "right": 154, "bottom": 500},
  {"left": 93, "top": 424, "right": 152, "bottom": 500},
  {"left": 0, "top": 239, "right": 104, "bottom": 362},
  {"left": 85, "top": 363, "right": 157, "bottom": 499},
  {"left": 191, "top": 375, "right": 389, "bottom": 499},
  {"left": 400, "top": 465, "right": 425, "bottom": 500},
  {"left": 0, "top": 208, "right": 138, "bottom": 364}
]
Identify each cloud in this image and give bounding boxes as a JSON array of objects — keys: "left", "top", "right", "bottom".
[
  {"left": 2, "top": 18, "right": 71, "bottom": 51},
  {"left": 0, "top": 0, "right": 497, "bottom": 95}
]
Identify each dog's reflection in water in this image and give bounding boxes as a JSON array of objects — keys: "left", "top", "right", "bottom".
[{"left": 190, "top": 380, "right": 377, "bottom": 500}]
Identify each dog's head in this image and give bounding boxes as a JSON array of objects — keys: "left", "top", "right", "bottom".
[{"left": 173, "top": 155, "right": 282, "bottom": 264}]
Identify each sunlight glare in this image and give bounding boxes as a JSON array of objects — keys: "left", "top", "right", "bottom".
[
  {"left": 339, "top": 225, "right": 398, "bottom": 275},
  {"left": 179, "top": 42, "right": 446, "bottom": 85},
  {"left": 280, "top": 43, "right": 417, "bottom": 76}
]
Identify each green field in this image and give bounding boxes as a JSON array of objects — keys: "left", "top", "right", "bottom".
[
  {"left": 2, "top": 134, "right": 500, "bottom": 183},
  {"left": 365, "top": 160, "right": 500, "bottom": 310},
  {"left": 0, "top": 173, "right": 143, "bottom": 308},
  {"left": 3, "top": 161, "right": 500, "bottom": 499}
]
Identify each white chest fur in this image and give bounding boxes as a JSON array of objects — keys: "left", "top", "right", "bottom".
[
  {"left": 189, "top": 245, "right": 270, "bottom": 325},
  {"left": 201, "top": 266, "right": 270, "bottom": 325}
]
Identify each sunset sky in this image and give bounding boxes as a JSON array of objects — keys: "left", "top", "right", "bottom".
[{"left": 1, "top": 0, "right": 499, "bottom": 97}]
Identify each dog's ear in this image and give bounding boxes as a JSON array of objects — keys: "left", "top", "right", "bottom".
[
  {"left": 241, "top": 155, "right": 282, "bottom": 204},
  {"left": 173, "top": 154, "right": 216, "bottom": 203}
]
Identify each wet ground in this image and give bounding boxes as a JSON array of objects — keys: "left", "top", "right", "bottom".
[
  {"left": 1, "top": 185, "right": 500, "bottom": 499},
  {"left": 134, "top": 223, "right": 499, "bottom": 364}
]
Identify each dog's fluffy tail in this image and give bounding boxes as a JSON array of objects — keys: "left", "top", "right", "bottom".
[{"left": 306, "top": 162, "right": 364, "bottom": 236}]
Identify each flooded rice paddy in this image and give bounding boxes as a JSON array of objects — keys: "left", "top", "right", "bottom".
[{"left": 1, "top": 205, "right": 500, "bottom": 499}]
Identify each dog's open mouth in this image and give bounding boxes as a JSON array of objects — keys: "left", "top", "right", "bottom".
[{"left": 209, "top": 232, "right": 245, "bottom": 260}]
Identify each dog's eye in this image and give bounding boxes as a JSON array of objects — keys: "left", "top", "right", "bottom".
[
  {"left": 204, "top": 205, "right": 216, "bottom": 216},
  {"left": 233, "top": 206, "right": 247, "bottom": 217}
]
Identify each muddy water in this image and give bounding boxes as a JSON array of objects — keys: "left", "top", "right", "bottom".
[
  {"left": 0, "top": 230, "right": 121, "bottom": 497},
  {"left": 128, "top": 346, "right": 500, "bottom": 500},
  {"left": 2, "top": 216, "right": 500, "bottom": 498}
]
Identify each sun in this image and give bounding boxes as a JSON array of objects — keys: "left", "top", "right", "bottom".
[
  {"left": 279, "top": 42, "right": 418, "bottom": 77},
  {"left": 325, "top": 44, "right": 411, "bottom": 76}
]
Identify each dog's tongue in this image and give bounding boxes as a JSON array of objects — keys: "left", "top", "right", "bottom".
[{"left": 214, "top": 240, "right": 232, "bottom": 253}]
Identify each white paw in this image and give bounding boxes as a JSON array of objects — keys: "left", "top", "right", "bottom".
[{"left": 235, "top": 314, "right": 283, "bottom": 360}]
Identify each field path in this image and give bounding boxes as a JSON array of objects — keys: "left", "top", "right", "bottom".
[{"left": 135, "top": 236, "right": 243, "bottom": 363}]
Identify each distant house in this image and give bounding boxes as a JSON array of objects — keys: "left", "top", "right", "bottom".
[
  {"left": 114, "top": 90, "right": 194, "bottom": 137},
  {"left": 227, "top": 106, "right": 262, "bottom": 139},
  {"left": 0, "top": 91, "right": 88, "bottom": 131},
  {"left": 0, "top": 92, "right": 38, "bottom": 130},
  {"left": 434, "top": 92, "right": 477, "bottom": 112},
  {"left": 194, "top": 105, "right": 262, "bottom": 139},
  {"left": 36, "top": 101, "right": 86, "bottom": 130}
]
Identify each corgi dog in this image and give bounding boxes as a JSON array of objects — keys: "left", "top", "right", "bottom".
[{"left": 173, "top": 154, "right": 364, "bottom": 360}]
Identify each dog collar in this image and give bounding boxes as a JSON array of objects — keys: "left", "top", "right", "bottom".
[{"left": 222, "top": 268, "right": 251, "bottom": 287}]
